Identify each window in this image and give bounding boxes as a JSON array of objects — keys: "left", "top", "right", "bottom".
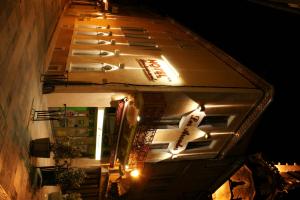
[
  {"left": 76, "top": 31, "right": 111, "bottom": 36},
  {"left": 72, "top": 49, "right": 114, "bottom": 57},
  {"left": 121, "top": 26, "right": 145, "bottom": 32},
  {"left": 185, "top": 140, "right": 212, "bottom": 150},
  {"left": 76, "top": 31, "right": 98, "bottom": 36},
  {"left": 124, "top": 33, "right": 150, "bottom": 39},
  {"left": 77, "top": 24, "right": 104, "bottom": 29},
  {"left": 199, "top": 115, "right": 234, "bottom": 128},
  {"left": 48, "top": 64, "right": 64, "bottom": 71},
  {"left": 152, "top": 117, "right": 181, "bottom": 129},
  {"left": 74, "top": 39, "right": 110, "bottom": 45},
  {"left": 129, "top": 41, "right": 158, "bottom": 48},
  {"left": 150, "top": 143, "right": 169, "bottom": 150},
  {"left": 70, "top": 63, "right": 118, "bottom": 72},
  {"left": 79, "top": 13, "right": 101, "bottom": 18}
]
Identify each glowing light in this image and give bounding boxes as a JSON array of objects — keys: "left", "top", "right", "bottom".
[
  {"left": 130, "top": 169, "right": 140, "bottom": 178},
  {"left": 125, "top": 165, "right": 129, "bottom": 170},
  {"left": 111, "top": 94, "right": 126, "bottom": 101},
  {"left": 205, "top": 104, "right": 248, "bottom": 108},
  {"left": 159, "top": 55, "right": 180, "bottom": 81},
  {"left": 95, "top": 108, "right": 105, "bottom": 160},
  {"left": 204, "top": 133, "right": 209, "bottom": 139},
  {"left": 103, "top": 0, "right": 108, "bottom": 10},
  {"left": 137, "top": 116, "right": 141, "bottom": 122},
  {"left": 275, "top": 164, "right": 300, "bottom": 172}
]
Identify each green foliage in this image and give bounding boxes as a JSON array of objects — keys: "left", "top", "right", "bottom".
[
  {"left": 62, "top": 192, "right": 82, "bottom": 200},
  {"left": 51, "top": 141, "right": 82, "bottom": 162},
  {"left": 56, "top": 168, "right": 87, "bottom": 190}
]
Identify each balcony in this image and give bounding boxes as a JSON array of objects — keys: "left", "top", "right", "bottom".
[{"left": 115, "top": 93, "right": 166, "bottom": 169}]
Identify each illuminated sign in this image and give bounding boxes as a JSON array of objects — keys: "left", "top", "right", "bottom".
[
  {"left": 138, "top": 57, "right": 179, "bottom": 82},
  {"left": 174, "top": 128, "right": 189, "bottom": 151},
  {"left": 138, "top": 59, "right": 168, "bottom": 81},
  {"left": 169, "top": 108, "right": 206, "bottom": 154}
]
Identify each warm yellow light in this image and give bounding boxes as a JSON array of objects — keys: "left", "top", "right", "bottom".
[
  {"left": 275, "top": 164, "right": 300, "bottom": 172},
  {"left": 159, "top": 55, "right": 180, "bottom": 81},
  {"left": 103, "top": 0, "right": 108, "bottom": 10},
  {"left": 137, "top": 116, "right": 141, "bottom": 122},
  {"left": 125, "top": 165, "right": 129, "bottom": 170},
  {"left": 204, "top": 133, "right": 209, "bottom": 139},
  {"left": 95, "top": 108, "right": 105, "bottom": 160},
  {"left": 111, "top": 94, "right": 126, "bottom": 101},
  {"left": 130, "top": 169, "right": 140, "bottom": 178}
]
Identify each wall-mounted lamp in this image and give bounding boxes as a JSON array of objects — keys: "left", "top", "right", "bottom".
[
  {"left": 198, "top": 104, "right": 205, "bottom": 111},
  {"left": 111, "top": 39, "right": 116, "bottom": 45},
  {"left": 159, "top": 55, "right": 180, "bottom": 81},
  {"left": 130, "top": 169, "right": 140, "bottom": 178},
  {"left": 204, "top": 132, "right": 211, "bottom": 140}
]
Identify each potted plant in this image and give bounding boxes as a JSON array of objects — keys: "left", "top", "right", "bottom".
[
  {"left": 47, "top": 191, "right": 82, "bottom": 200},
  {"left": 30, "top": 138, "right": 51, "bottom": 157},
  {"left": 32, "top": 138, "right": 86, "bottom": 191},
  {"left": 62, "top": 192, "right": 82, "bottom": 200},
  {"left": 56, "top": 167, "right": 87, "bottom": 190},
  {"left": 40, "top": 166, "right": 87, "bottom": 191},
  {"left": 52, "top": 141, "right": 82, "bottom": 163},
  {"left": 30, "top": 138, "right": 82, "bottom": 160}
]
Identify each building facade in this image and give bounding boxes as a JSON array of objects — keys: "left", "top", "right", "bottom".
[{"left": 43, "top": 0, "right": 273, "bottom": 199}]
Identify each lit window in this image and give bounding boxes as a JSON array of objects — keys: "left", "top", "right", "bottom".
[
  {"left": 72, "top": 49, "right": 114, "bottom": 57},
  {"left": 70, "top": 63, "right": 119, "bottom": 72},
  {"left": 74, "top": 39, "right": 110, "bottom": 45},
  {"left": 76, "top": 31, "right": 98, "bottom": 36},
  {"left": 76, "top": 31, "right": 111, "bottom": 36}
]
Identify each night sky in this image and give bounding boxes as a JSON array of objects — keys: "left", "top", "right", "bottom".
[{"left": 141, "top": 0, "right": 300, "bottom": 163}]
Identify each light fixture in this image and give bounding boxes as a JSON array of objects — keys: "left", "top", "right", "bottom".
[
  {"left": 158, "top": 55, "right": 180, "bottom": 81},
  {"left": 111, "top": 39, "right": 116, "bottom": 45},
  {"left": 114, "top": 49, "right": 120, "bottom": 56},
  {"left": 199, "top": 104, "right": 205, "bottom": 111},
  {"left": 137, "top": 116, "right": 141, "bottom": 122},
  {"left": 204, "top": 132, "right": 210, "bottom": 139},
  {"left": 95, "top": 108, "right": 105, "bottom": 160},
  {"left": 130, "top": 169, "right": 140, "bottom": 178}
]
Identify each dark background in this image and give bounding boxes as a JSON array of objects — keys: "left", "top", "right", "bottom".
[{"left": 139, "top": 0, "right": 300, "bottom": 163}]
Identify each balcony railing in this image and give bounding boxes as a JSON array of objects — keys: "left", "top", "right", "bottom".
[{"left": 127, "top": 93, "right": 166, "bottom": 168}]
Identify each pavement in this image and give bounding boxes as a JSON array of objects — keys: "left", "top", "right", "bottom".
[{"left": 0, "top": 0, "right": 67, "bottom": 199}]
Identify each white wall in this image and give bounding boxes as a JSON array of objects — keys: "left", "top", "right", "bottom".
[{"left": 46, "top": 92, "right": 128, "bottom": 107}]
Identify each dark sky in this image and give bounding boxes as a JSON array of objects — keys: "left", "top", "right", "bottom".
[{"left": 141, "top": 0, "right": 300, "bottom": 163}]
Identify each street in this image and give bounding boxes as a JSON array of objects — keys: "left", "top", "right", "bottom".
[{"left": 0, "top": 0, "right": 66, "bottom": 199}]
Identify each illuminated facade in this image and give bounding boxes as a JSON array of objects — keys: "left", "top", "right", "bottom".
[{"left": 44, "top": 1, "right": 273, "bottom": 199}]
